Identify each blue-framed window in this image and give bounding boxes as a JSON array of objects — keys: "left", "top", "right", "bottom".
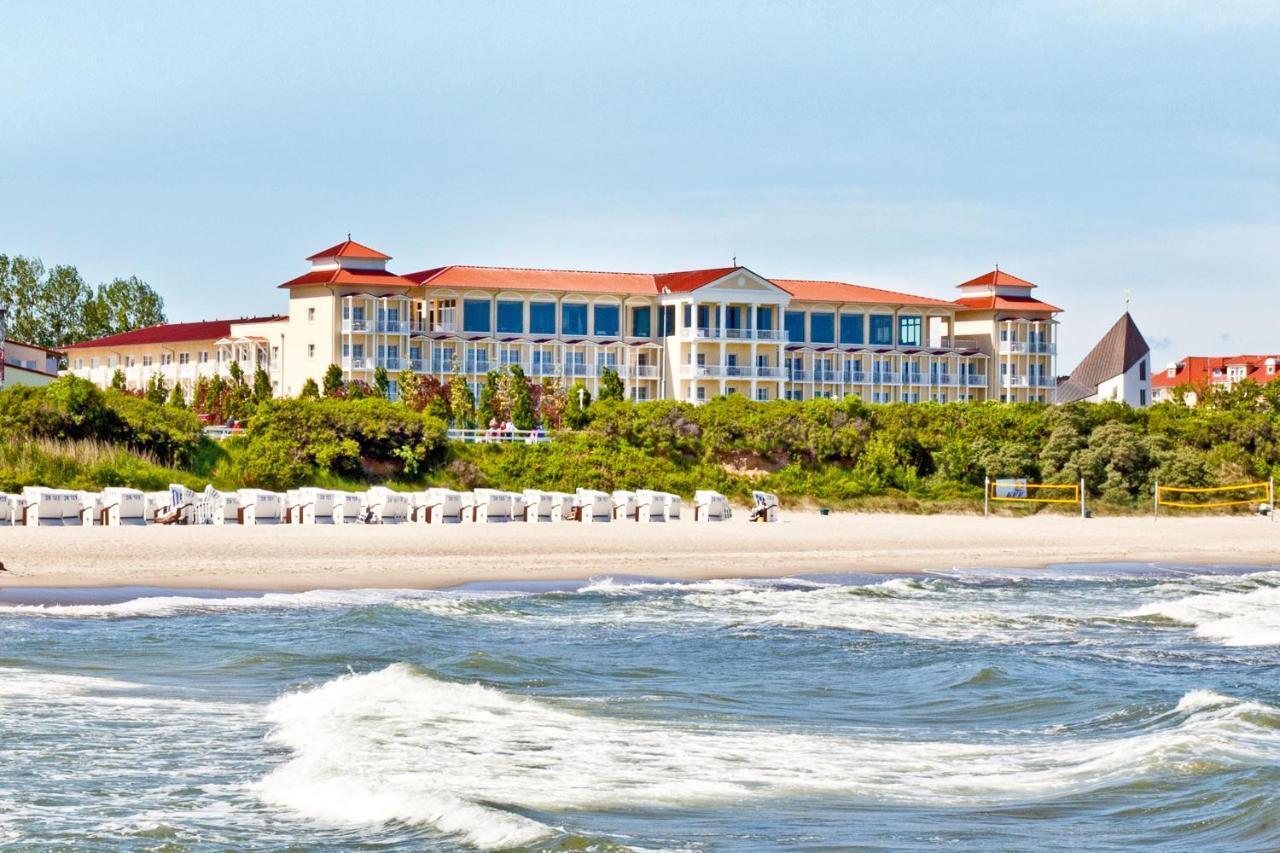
[
  {"left": 756, "top": 306, "right": 774, "bottom": 330},
  {"left": 839, "top": 313, "right": 864, "bottom": 345},
  {"left": 529, "top": 302, "right": 556, "bottom": 335},
  {"left": 810, "top": 312, "right": 835, "bottom": 344},
  {"left": 496, "top": 300, "right": 524, "bottom": 334},
  {"left": 561, "top": 303, "right": 588, "bottom": 336},
  {"left": 593, "top": 304, "right": 620, "bottom": 336},
  {"left": 785, "top": 311, "right": 806, "bottom": 343},
  {"left": 631, "top": 306, "right": 652, "bottom": 338},
  {"left": 869, "top": 314, "right": 894, "bottom": 345},
  {"left": 898, "top": 315, "right": 922, "bottom": 347},
  {"left": 463, "top": 299, "right": 491, "bottom": 333}
]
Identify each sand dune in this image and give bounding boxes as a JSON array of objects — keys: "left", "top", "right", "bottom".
[{"left": 1, "top": 512, "right": 1277, "bottom": 590}]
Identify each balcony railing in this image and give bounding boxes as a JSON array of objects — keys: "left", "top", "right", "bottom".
[
  {"left": 341, "top": 357, "right": 369, "bottom": 371},
  {"left": 843, "top": 371, "right": 867, "bottom": 383},
  {"left": 680, "top": 327, "right": 785, "bottom": 341},
  {"left": 967, "top": 374, "right": 987, "bottom": 386},
  {"left": 998, "top": 341, "right": 1057, "bottom": 356},
  {"left": 529, "top": 362, "right": 560, "bottom": 377},
  {"left": 377, "top": 358, "right": 407, "bottom": 371},
  {"left": 1002, "top": 374, "right": 1029, "bottom": 387},
  {"left": 464, "top": 360, "right": 492, "bottom": 374}
]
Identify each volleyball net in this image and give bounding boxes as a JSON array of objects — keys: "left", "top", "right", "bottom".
[
  {"left": 984, "top": 478, "right": 1085, "bottom": 516},
  {"left": 1154, "top": 480, "right": 1274, "bottom": 515}
]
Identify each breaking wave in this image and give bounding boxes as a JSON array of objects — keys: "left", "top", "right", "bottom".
[
  {"left": 256, "top": 664, "right": 1280, "bottom": 849},
  {"left": 1129, "top": 572, "right": 1280, "bottom": 646}
]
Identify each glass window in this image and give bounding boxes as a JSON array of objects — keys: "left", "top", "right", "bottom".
[
  {"left": 810, "top": 312, "right": 835, "bottom": 344},
  {"left": 756, "top": 306, "right": 773, "bottom": 330},
  {"left": 631, "top": 306, "right": 652, "bottom": 338},
  {"left": 660, "top": 305, "right": 675, "bottom": 337},
  {"left": 496, "top": 301, "right": 524, "bottom": 334},
  {"left": 869, "top": 314, "right": 894, "bottom": 345},
  {"left": 839, "top": 313, "right": 864, "bottom": 345},
  {"left": 561, "top": 303, "right": 588, "bottom": 336},
  {"left": 593, "top": 304, "right": 620, "bottom": 336},
  {"left": 898, "top": 316, "right": 922, "bottom": 346},
  {"left": 785, "top": 311, "right": 806, "bottom": 343},
  {"left": 462, "top": 299, "right": 491, "bottom": 333},
  {"left": 529, "top": 302, "right": 556, "bottom": 335}
]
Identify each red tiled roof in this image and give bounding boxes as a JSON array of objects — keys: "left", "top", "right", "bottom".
[
  {"left": 652, "top": 267, "right": 739, "bottom": 293},
  {"left": 406, "top": 265, "right": 669, "bottom": 296},
  {"left": 773, "top": 279, "right": 956, "bottom": 307},
  {"left": 954, "top": 294, "right": 1063, "bottom": 313},
  {"left": 63, "top": 316, "right": 287, "bottom": 350},
  {"left": 279, "top": 267, "right": 419, "bottom": 289},
  {"left": 404, "top": 264, "right": 961, "bottom": 307},
  {"left": 957, "top": 269, "right": 1037, "bottom": 289},
  {"left": 306, "top": 239, "right": 392, "bottom": 261},
  {"left": 1152, "top": 355, "right": 1280, "bottom": 389}
]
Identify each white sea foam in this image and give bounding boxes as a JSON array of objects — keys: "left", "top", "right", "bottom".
[
  {"left": 0, "top": 588, "right": 470, "bottom": 620},
  {"left": 255, "top": 664, "right": 1280, "bottom": 849},
  {"left": 1129, "top": 578, "right": 1280, "bottom": 646}
]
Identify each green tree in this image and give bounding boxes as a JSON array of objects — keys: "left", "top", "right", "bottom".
[
  {"left": 167, "top": 382, "right": 187, "bottom": 409},
  {"left": 373, "top": 366, "right": 391, "bottom": 399},
  {"left": 144, "top": 373, "right": 169, "bottom": 405},
  {"left": 252, "top": 366, "right": 272, "bottom": 404},
  {"left": 110, "top": 368, "right": 127, "bottom": 391},
  {"left": 82, "top": 276, "right": 166, "bottom": 339},
  {"left": 565, "top": 380, "right": 592, "bottom": 429},
  {"left": 477, "top": 371, "right": 501, "bottom": 426},
  {"left": 322, "top": 363, "right": 345, "bottom": 397},
  {"left": 299, "top": 377, "right": 320, "bottom": 399},
  {"left": 0, "top": 255, "right": 46, "bottom": 344},
  {"left": 508, "top": 365, "right": 535, "bottom": 429},
  {"left": 449, "top": 368, "right": 475, "bottom": 429},
  {"left": 34, "top": 264, "right": 93, "bottom": 347},
  {"left": 398, "top": 369, "right": 425, "bottom": 410},
  {"left": 598, "top": 366, "right": 625, "bottom": 402},
  {"left": 228, "top": 360, "right": 245, "bottom": 388}
]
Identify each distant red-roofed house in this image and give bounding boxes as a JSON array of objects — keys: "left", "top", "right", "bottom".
[{"left": 1151, "top": 354, "right": 1280, "bottom": 405}]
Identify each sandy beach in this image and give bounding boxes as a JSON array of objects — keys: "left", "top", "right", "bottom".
[{"left": 1, "top": 512, "right": 1277, "bottom": 590}]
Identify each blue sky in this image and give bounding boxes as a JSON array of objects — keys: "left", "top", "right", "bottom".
[{"left": 2, "top": 0, "right": 1276, "bottom": 369}]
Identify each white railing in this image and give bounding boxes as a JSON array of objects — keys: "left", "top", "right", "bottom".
[
  {"left": 1003, "top": 374, "right": 1029, "bottom": 387},
  {"left": 998, "top": 341, "right": 1027, "bottom": 355},
  {"left": 447, "top": 428, "right": 551, "bottom": 444},
  {"left": 968, "top": 374, "right": 987, "bottom": 386},
  {"left": 341, "top": 357, "right": 369, "bottom": 371},
  {"left": 679, "top": 327, "right": 785, "bottom": 341},
  {"left": 341, "top": 319, "right": 370, "bottom": 333},
  {"left": 202, "top": 426, "right": 245, "bottom": 440}
]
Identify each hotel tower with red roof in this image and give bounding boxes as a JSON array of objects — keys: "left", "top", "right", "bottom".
[{"left": 65, "top": 240, "right": 1063, "bottom": 406}]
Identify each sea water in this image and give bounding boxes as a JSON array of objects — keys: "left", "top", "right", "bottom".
[{"left": 2, "top": 564, "right": 1280, "bottom": 851}]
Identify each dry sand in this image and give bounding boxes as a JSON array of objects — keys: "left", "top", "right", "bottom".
[{"left": 1, "top": 512, "right": 1277, "bottom": 591}]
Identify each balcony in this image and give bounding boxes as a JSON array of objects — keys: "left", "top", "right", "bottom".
[
  {"left": 967, "top": 374, "right": 987, "bottom": 386},
  {"left": 998, "top": 340, "right": 1057, "bottom": 356},
  {"left": 464, "top": 360, "right": 492, "bottom": 374},
  {"left": 871, "top": 373, "right": 901, "bottom": 386},
  {"left": 936, "top": 373, "right": 953, "bottom": 385},
  {"left": 1002, "top": 374, "right": 1029, "bottom": 387},
  {"left": 341, "top": 357, "right": 369, "bottom": 371},
  {"left": 843, "top": 371, "right": 867, "bottom": 383},
  {"left": 680, "top": 327, "right": 785, "bottom": 342},
  {"left": 377, "top": 358, "right": 407, "bottom": 371},
  {"left": 373, "top": 321, "right": 410, "bottom": 335},
  {"left": 686, "top": 365, "right": 782, "bottom": 380},
  {"left": 901, "top": 372, "right": 924, "bottom": 386},
  {"left": 529, "top": 362, "right": 560, "bottom": 377},
  {"left": 620, "top": 365, "right": 660, "bottom": 379},
  {"left": 563, "top": 362, "right": 591, "bottom": 377},
  {"left": 938, "top": 337, "right": 983, "bottom": 351},
  {"left": 341, "top": 319, "right": 370, "bottom": 333}
]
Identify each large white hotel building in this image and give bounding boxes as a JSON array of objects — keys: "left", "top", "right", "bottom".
[{"left": 64, "top": 239, "right": 1063, "bottom": 405}]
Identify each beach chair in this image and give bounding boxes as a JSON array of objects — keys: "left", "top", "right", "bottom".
[
  {"left": 632, "top": 489, "right": 664, "bottom": 522},
  {"left": 544, "top": 491, "right": 576, "bottom": 521},
  {"left": 457, "top": 491, "right": 476, "bottom": 521},
  {"left": 423, "top": 488, "right": 463, "bottom": 524},
  {"left": 331, "top": 492, "right": 363, "bottom": 524},
  {"left": 521, "top": 489, "right": 555, "bottom": 522},
  {"left": 363, "top": 487, "right": 409, "bottom": 524},
  {"left": 164, "top": 484, "right": 198, "bottom": 524},
  {"left": 750, "top": 490, "right": 779, "bottom": 523},
  {"left": 290, "top": 488, "right": 337, "bottom": 524},
  {"left": 20, "top": 487, "right": 79, "bottom": 526},
  {"left": 693, "top": 490, "right": 729, "bottom": 522},
  {"left": 237, "top": 489, "right": 283, "bottom": 525},
  {"left": 77, "top": 491, "right": 105, "bottom": 526},
  {"left": 611, "top": 490, "right": 638, "bottom": 521},
  {"left": 101, "top": 488, "right": 147, "bottom": 526},
  {"left": 574, "top": 489, "right": 613, "bottom": 523},
  {"left": 662, "top": 493, "right": 683, "bottom": 521},
  {"left": 0, "top": 493, "right": 12, "bottom": 526},
  {"left": 208, "top": 490, "right": 240, "bottom": 525},
  {"left": 471, "top": 489, "right": 515, "bottom": 522}
]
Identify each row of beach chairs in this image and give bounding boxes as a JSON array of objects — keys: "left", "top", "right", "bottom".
[{"left": 0, "top": 486, "right": 775, "bottom": 526}]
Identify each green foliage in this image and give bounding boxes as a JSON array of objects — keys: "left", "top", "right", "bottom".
[
  {"left": 477, "top": 371, "right": 500, "bottom": 426},
  {"left": 322, "top": 364, "right": 345, "bottom": 397},
  {"left": 598, "top": 367, "right": 625, "bottom": 402},
  {"left": 167, "top": 382, "right": 187, "bottom": 409},
  {"left": 236, "top": 397, "right": 448, "bottom": 490},
  {"left": 252, "top": 367, "right": 272, "bottom": 404},
  {"left": 0, "top": 255, "right": 165, "bottom": 348},
  {"left": 373, "top": 366, "right": 390, "bottom": 399},
  {"left": 299, "top": 377, "right": 320, "bottom": 399},
  {"left": 110, "top": 368, "right": 127, "bottom": 391},
  {"left": 144, "top": 373, "right": 169, "bottom": 405},
  {"left": 565, "top": 380, "right": 592, "bottom": 429},
  {"left": 450, "top": 368, "right": 475, "bottom": 428},
  {"left": 507, "top": 365, "right": 536, "bottom": 430}
]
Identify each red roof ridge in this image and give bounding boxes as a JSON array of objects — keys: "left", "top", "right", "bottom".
[
  {"left": 956, "top": 269, "right": 1037, "bottom": 289},
  {"left": 773, "top": 277, "right": 958, "bottom": 305},
  {"left": 306, "top": 239, "right": 392, "bottom": 261},
  {"left": 64, "top": 315, "right": 287, "bottom": 350}
]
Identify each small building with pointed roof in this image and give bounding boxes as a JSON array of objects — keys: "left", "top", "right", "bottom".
[{"left": 1057, "top": 312, "right": 1151, "bottom": 407}]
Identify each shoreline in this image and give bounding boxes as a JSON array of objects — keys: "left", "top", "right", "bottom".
[{"left": 2, "top": 512, "right": 1278, "bottom": 592}]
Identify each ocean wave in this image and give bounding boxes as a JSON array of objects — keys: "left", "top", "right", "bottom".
[
  {"left": 0, "top": 588, "right": 480, "bottom": 621},
  {"left": 1129, "top": 579, "right": 1280, "bottom": 646},
  {"left": 255, "top": 664, "right": 1280, "bottom": 849}
]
